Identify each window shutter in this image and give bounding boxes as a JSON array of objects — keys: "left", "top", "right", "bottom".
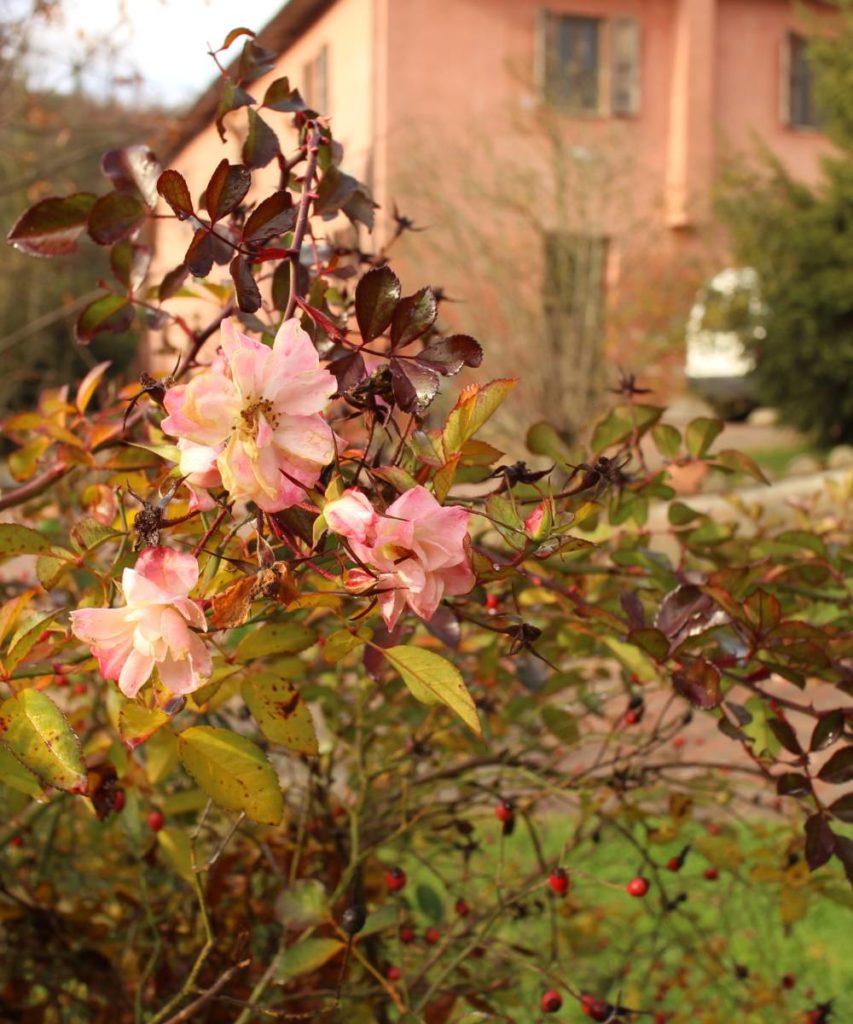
[
  {"left": 610, "top": 17, "right": 640, "bottom": 116},
  {"left": 779, "top": 34, "right": 792, "bottom": 125}
]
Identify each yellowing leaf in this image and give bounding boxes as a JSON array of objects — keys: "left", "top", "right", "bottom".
[
  {"left": 177, "top": 725, "right": 283, "bottom": 824},
  {"left": 442, "top": 378, "right": 516, "bottom": 457},
  {"left": 241, "top": 673, "right": 318, "bottom": 755},
  {"left": 382, "top": 645, "right": 481, "bottom": 735},
  {"left": 157, "top": 826, "right": 193, "bottom": 882},
  {"left": 75, "top": 360, "right": 111, "bottom": 414},
  {"left": 275, "top": 938, "right": 345, "bottom": 982},
  {"left": 0, "top": 689, "right": 87, "bottom": 793},
  {"left": 145, "top": 727, "right": 179, "bottom": 785},
  {"left": 118, "top": 702, "right": 170, "bottom": 748},
  {"left": 0, "top": 524, "right": 54, "bottom": 559}
]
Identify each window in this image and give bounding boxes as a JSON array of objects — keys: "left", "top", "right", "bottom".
[
  {"left": 538, "top": 11, "right": 640, "bottom": 116},
  {"left": 785, "top": 33, "right": 819, "bottom": 129},
  {"left": 303, "top": 45, "right": 328, "bottom": 114}
]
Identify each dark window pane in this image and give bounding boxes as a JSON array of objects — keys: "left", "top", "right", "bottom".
[
  {"left": 546, "top": 15, "right": 601, "bottom": 111},
  {"left": 789, "top": 33, "right": 818, "bottom": 128}
]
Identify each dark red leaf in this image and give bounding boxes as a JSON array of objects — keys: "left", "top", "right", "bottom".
[
  {"left": 215, "top": 81, "right": 256, "bottom": 141},
  {"left": 417, "top": 334, "right": 483, "bottom": 375},
  {"left": 87, "top": 191, "right": 147, "bottom": 246},
  {"left": 185, "top": 229, "right": 216, "bottom": 278},
  {"left": 390, "top": 288, "right": 438, "bottom": 348},
  {"left": 330, "top": 352, "right": 367, "bottom": 394},
  {"left": 237, "top": 39, "right": 277, "bottom": 85},
  {"left": 242, "top": 108, "right": 280, "bottom": 169},
  {"left": 810, "top": 709, "right": 844, "bottom": 751},
  {"left": 817, "top": 746, "right": 853, "bottom": 785},
  {"left": 158, "top": 264, "right": 190, "bottom": 301},
  {"left": 672, "top": 659, "right": 721, "bottom": 710},
  {"left": 768, "top": 717, "right": 802, "bottom": 755},
  {"left": 776, "top": 772, "right": 810, "bottom": 797},
  {"left": 110, "top": 241, "right": 151, "bottom": 293},
  {"left": 76, "top": 294, "right": 134, "bottom": 344},
  {"left": 293, "top": 295, "right": 347, "bottom": 342},
  {"left": 7, "top": 193, "right": 97, "bottom": 257},
  {"left": 834, "top": 834, "right": 853, "bottom": 886},
  {"left": 342, "top": 184, "right": 378, "bottom": 230},
  {"left": 101, "top": 146, "right": 161, "bottom": 210},
  {"left": 156, "top": 170, "right": 194, "bottom": 220},
  {"left": 804, "top": 814, "right": 835, "bottom": 871},
  {"left": 829, "top": 793, "right": 853, "bottom": 823},
  {"left": 314, "top": 165, "right": 359, "bottom": 219},
  {"left": 230, "top": 255, "right": 262, "bottom": 313},
  {"left": 243, "top": 191, "right": 295, "bottom": 243},
  {"left": 389, "top": 358, "right": 439, "bottom": 413},
  {"left": 655, "top": 585, "right": 716, "bottom": 641},
  {"left": 205, "top": 160, "right": 252, "bottom": 223},
  {"left": 355, "top": 266, "right": 401, "bottom": 341},
  {"left": 262, "top": 76, "right": 307, "bottom": 112}
]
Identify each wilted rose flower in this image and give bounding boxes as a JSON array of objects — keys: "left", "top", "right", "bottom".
[
  {"left": 70, "top": 547, "right": 211, "bottom": 698},
  {"left": 161, "top": 317, "right": 336, "bottom": 511},
  {"left": 325, "top": 485, "right": 474, "bottom": 628}
]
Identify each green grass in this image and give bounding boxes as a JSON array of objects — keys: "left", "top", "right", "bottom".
[{"left": 382, "top": 815, "right": 852, "bottom": 1022}]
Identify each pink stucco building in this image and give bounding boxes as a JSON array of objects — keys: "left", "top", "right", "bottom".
[{"left": 154, "top": 0, "right": 837, "bottom": 425}]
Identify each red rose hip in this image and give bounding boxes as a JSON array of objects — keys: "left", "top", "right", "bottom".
[
  {"left": 385, "top": 866, "right": 407, "bottom": 892},
  {"left": 626, "top": 876, "right": 650, "bottom": 897},
  {"left": 147, "top": 809, "right": 165, "bottom": 832},
  {"left": 541, "top": 990, "right": 563, "bottom": 1013},
  {"left": 548, "top": 867, "right": 569, "bottom": 896}
]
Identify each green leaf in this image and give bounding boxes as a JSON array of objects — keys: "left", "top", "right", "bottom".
[
  {"left": 360, "top": 903, "right": 397, "bottom": 937},
  {"left": 540, "top": 705, "right": 579, "bottom": 745},
  {"left": 0, "top": 690, "right": 86, "bottom": 793},
  {"left": 355, "top": 265, "right": 401, "bottom": 341},
  {"left": 7, "top": 192, "right": 97, "bottom": 257},
  {"left": 276, "top": 878, "right": 328, "bottom": 928},
  {"left": 157, "top": 826, "right": 194, "bottom": 882},
  {"left": 4, "top": 609, "right": 63, "bottom": 671},
  {"left": 0, "top": 524, "right": 54, "bottom": 558},
  {"left": 241, "top": 673, "right": 318, "bottom": 755},
  {"left": 591, "top": 404, "right": 662, "bottom": 453},
  {"left": 76, "top": 293, "right": 134, "bottom": 344},
  {"left": 526, "top": 421, "right": 574, "bottom": 464},
  {"left": 602, "top": 636, "right": 660, "bottom": 683},
  {"left": 651, "top": 423, "right": 681, "bottom": 459},
  {"left": 275, "top": 938, "right": 345, "bottom": 982},
  {"left": 87, "top": 191, "right": 147, "bottom": 245},
  {"left": 177, "top": 726, "right": 283, "bottom": 824},
  {"left": 382, "top": 646, "right": 481, "bottom": 735},
  {"left": 416, "top": 882, "right": 444, "bottom": 921},
  {"left": 711, "top": 449, "right": 769, "bottom": 484},
  {"left": 234, "top": 622, "right": 315, "bottom": 661},
  {"left": 262, "top": 76, "right": 307, "bottom": 112},
  {"left": 685, "top": 417, "right": 724, "bottom": 458},
  {"left": 0, "top": 744, "right": 44, "bottom": 799},
  {"left": 322, "top": 628, "right": 371, "bottom": 664}
]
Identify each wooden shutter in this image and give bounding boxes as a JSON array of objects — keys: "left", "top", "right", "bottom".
[{"left": 610, "top": 17, "right": 640, "bottom": 116}]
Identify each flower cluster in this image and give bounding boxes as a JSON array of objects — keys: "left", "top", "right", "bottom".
[
  {"left": 161, "top": 317, "right": 337, "bottom": 512},
  {"left": 324, "top": 485, "right": 474, "bottom": 628},
  {"left": 70, "top": 547, "right": 211, "bottom": 698}
]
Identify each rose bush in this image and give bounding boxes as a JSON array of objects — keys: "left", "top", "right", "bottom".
[{"left": 0, "top": 26, "right": 850, "bottom": 1024}]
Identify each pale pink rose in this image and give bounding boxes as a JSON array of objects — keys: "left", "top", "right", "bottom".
[
  {"left": 324, "top": 485, "right": 475, "bottom": 628},
  {"left": 161, "top": 318, "right": 337, "bottom": 512},
  {"left": 70, "top": 547, "right": 211, "bottom": 699},
  {"left": 177, "top": 439, "right": 222, "bottom": 512}
]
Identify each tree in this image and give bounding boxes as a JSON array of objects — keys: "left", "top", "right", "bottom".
[{"left": 718, "top": 0, "right": 853, "bottom": 444}]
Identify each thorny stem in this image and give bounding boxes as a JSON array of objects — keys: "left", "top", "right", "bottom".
[{"left": 283, "top": 124, "right": 322, "bottom": 321}]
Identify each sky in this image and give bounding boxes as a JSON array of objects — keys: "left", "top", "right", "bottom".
[{"left": 19, "top": 0, "right": 288, "bottom": 107}]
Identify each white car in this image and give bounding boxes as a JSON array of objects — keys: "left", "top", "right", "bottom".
[{"left": 685, "top": 267, "right": 766, "bottom": 419}]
